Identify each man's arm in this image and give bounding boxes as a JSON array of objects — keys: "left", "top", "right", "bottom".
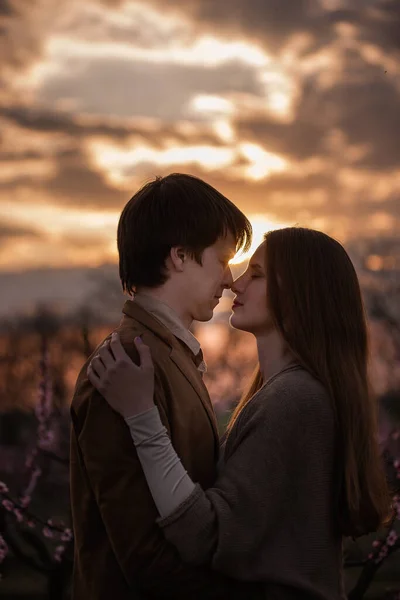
[{"left": 72, "top": 379, "right": 255, "bottom": 599}]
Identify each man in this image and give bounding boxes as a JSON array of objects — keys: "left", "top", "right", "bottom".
[{"left": 70, "top": 173, "right": 254, "bottom": 599}]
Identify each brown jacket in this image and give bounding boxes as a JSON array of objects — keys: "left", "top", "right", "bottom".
[{"left": 70, "top": 300, "right": 259, "bottom": 600}]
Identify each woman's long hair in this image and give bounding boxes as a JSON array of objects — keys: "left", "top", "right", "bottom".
[{"left": 226, "top": 227, "right": 391, "bottom": 537}]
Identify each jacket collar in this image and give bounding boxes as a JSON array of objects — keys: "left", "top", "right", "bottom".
[{"left": 121, "top": 300, "right": 219, "bottom": 446}]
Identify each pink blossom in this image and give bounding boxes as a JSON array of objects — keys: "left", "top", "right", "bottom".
[
  {"left": 54, "top": 545, "right": 65, "bottom": 562},
  {"left": 13, "top": 508, "right": 24, "bottom": 523},
  {"left": 42, "top": 526, "right": 54, "bottom": 539},
  {"left": 0, "top": 481, "right": 9, "bottom": 494},
  {"left": 20, "top": 467, "right": 42, "bottom": 500},
  {"left": 2, "top": 499, "right": 13, "bottom": 511},
  {"left": 372, "top": 540, "right": 381, "bottom": 547},
  {"left": 61, "top": 528, "right": 73, "bottom": 542},
  {"left": 20, "top": 495, "right": 31, "bottom": 508},
  {"left": 386, "top": 530, "right": 398, "bottom": 547},
  {"left": 39, "top": 430, "right": 54, "bottom": 448},
  {"left": 26, "top": 520, "right": 35, "bottom": 528},
  {"left": 375, "top": 545, "right": 388, "bottom": 564},
  {"left": 0, "top": 534, "right": 9, "bottom": 565}
]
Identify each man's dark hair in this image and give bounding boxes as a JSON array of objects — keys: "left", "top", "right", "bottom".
[{"left": 118, "top": 173, "right": 252, "bottom": 292}]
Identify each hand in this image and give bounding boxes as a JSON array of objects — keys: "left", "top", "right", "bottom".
[{"left": 87, "top": 332, "right": 155, "bottom": 419}]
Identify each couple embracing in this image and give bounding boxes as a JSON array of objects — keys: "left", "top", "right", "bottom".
[{"left": 70, "top": 173, "right": 390, "bottom": 600}]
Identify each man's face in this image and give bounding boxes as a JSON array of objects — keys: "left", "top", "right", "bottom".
[{"left": 183, "top": 233, "right": 236, "bottom": 322}]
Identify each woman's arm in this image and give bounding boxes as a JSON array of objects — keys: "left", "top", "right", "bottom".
[
  {"left": 126, "top": 389, "right": 304, "bottom": 576},
  {"left": 125, "top": 407, "right": 196, "bottom": 518},
  {"left": 87, "top": 334, "right": 318, "bottom": 579}
]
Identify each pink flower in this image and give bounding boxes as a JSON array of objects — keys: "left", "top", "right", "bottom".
[
  {"left": 13, "top": 508, "right": 24, "bottom": 523},
  {"left": 26, "top": 520, "right": 35, "bottom": 528},
  {"left": 42, "top": 526, "right": 54, "bottom": 539},
  {"left": 20, "top": 495, "right": 31, "bottom": 508},
  {"left": 0, "top": 481, "right": 9, "bottom": 494},
  {"left": 61, "top": 528, "right": 73, "bottom": 542},
  {"left": 375, "top": 545, "right": 388, "bottom": 564},
  {"left": 0, "top": 534, "right": 9, "bottom": 565},
  {"left": 54, "top": 545, "right": 65, "bottom": 563},
  {"left": 387, "top": 530, "right": 398, "bottom": 547},
  {"left": 372, "top": 540, "right": 381, "bottom": 547},
  {"left": 2, "top": 499, "right": 13, "bottom": 511}
]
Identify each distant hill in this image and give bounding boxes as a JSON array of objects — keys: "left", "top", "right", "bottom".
[
  {"left": 0, "top": 257, "right": 397, "bottom": 325},
  {"left": 0, "top": 263, "right": 123, "bottom": 320}
]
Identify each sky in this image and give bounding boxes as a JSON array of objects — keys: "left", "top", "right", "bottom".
[{"left": 1, "top": 0, "right": 400, "bottom": 273}]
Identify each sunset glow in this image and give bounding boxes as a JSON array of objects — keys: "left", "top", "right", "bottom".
[
  {"left": 91, "top": 142, "right": 235, "bottom": 172},
  {"left": 1, "top": 0, "right": 399, "bottom": 278},
  {"left": 189, "top": 95, "right": 235, "bottom": 116},
  {"left": 239, "top": 143, "right": 288, "bottom": 180},
  {"left": 231, "top": 215, "right": 290, "bottom": 264}
]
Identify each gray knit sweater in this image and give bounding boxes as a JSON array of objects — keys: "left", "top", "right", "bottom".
[{"left": 153, "top": 366, "right": 346, "bottom": 600}]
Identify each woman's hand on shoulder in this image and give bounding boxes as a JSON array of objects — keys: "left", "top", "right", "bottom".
[{"left": 87, "top": 332, "right": 155, "bottom": 418}]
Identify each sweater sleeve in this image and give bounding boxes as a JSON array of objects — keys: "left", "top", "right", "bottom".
[
  {"left": 125, "top": 407, "right": 196, "bottom": 518},
  {"left": 157, "top": 388, "right": 306, "bottom": 577}
]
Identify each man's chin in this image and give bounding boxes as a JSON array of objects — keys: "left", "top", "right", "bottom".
[{"left": 194, "top": 308, "right": 214, "bottom": 323}]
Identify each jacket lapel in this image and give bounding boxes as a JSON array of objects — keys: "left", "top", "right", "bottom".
[
  {"left": 121, "top": 300, "right": 220, "bottom": 450},
  {"left": 169, "top": 346, "right": 220, "bottom": 445}
]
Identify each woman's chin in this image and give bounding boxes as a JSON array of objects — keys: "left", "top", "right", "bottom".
[{"left": 229, "top": 312, "right": 248, "bottom": 332}]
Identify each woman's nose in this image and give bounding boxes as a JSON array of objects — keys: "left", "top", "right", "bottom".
[{"left": 231, "top": 274, "right": 245, "bottom": 294}]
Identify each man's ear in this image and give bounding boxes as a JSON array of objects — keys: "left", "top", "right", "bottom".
[{"left": 169, "top": 247, "right": 186, "bottom": 272}]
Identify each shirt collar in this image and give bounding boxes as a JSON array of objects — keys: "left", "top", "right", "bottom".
[{"left": 133, "top": 293, "right": 206, "bottom": 372}]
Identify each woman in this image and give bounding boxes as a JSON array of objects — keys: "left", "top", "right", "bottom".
[{"left": 88, "top": 227, "right": 391, "bottom": 599}]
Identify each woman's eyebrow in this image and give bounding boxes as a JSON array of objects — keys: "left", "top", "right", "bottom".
[{"left": 249, "top": 262, "right": 263, "bottom": 270}]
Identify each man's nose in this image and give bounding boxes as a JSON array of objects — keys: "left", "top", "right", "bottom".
[{"left": 222, "top": 266, "right": 234, "bottom": 289}]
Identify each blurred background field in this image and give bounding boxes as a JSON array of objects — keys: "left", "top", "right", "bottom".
[{"left": 0, "top": 253, "right": 400, "bottom": 599}]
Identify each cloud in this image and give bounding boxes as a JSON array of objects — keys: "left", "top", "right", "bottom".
[
  {"left": 321, "top": 52, "right": 400, "bottom": 169},
  {"left": 145, "top": 0, "right": 326, "bottom": 52},
  {"left": 42, "top": 149, "right": 128, "bottom": 208},
  {"left": 0, "top": 220, "right": 43, "bottom": 247},
  {"left": 145, "top": 0, "right": 400, "bottom": 58},
  {"left": 235, "top": 80, "right": 326, "bottom": 161},
  {"left": 0, "top": 104, "right": 226, "bottom": 148},
  {"left": 0, "top": 0, "right": 124, "bottom": 65},
  {"left": 0, "top": 146, "right": 128, "bottom": 209},
  {"left": 0, "top": 0, "right": 14, "bottom": 17},
  {"left": 1, "top": 0, "right": 400, "bottom": 274},
  {"left": 36, "top": 56, "right": 265, "bottom": 121},
  {"left": 345, "top": 1, "right": 400, "bottom": 56},
  {"left": 236, "top": 48, "right": 400, "bottom": 169}
]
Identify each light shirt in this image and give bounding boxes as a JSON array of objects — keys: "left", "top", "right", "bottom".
[{"left": 133, "top": 293, "right": 206, "bottom": 373}]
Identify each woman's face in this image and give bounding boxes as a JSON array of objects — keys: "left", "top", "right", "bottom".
[{"left": 230, "top": 241, "right": 273, "bottom": 336}]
